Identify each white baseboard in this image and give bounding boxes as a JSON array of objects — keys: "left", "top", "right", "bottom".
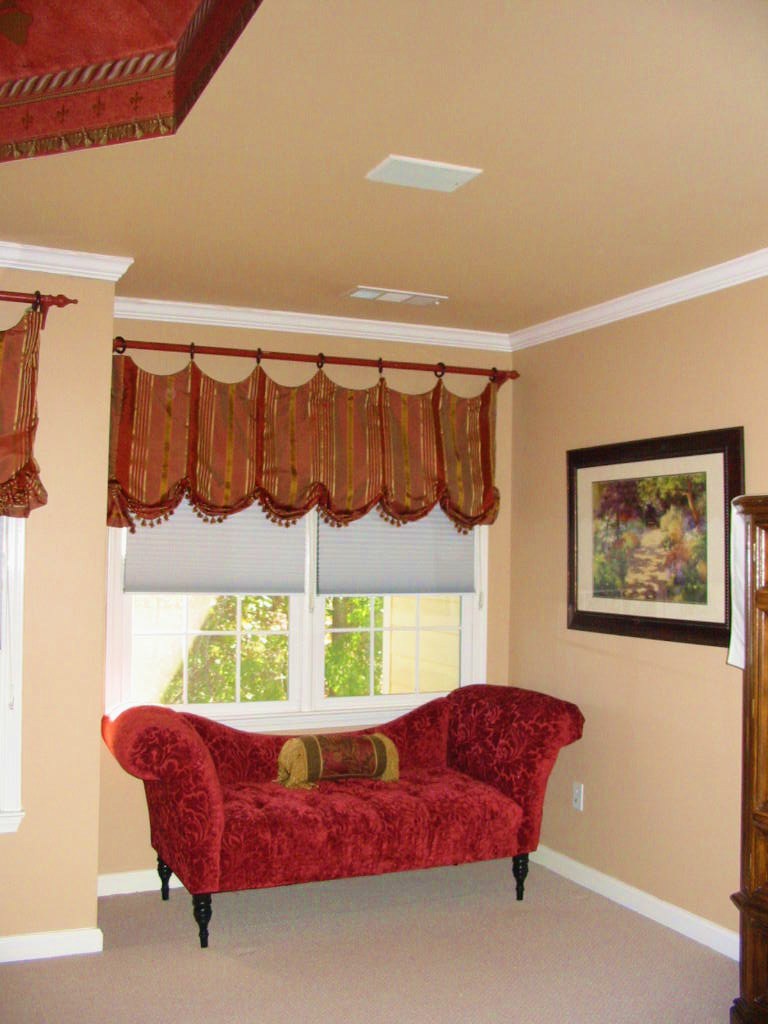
[
  {"left": 0, "top": 927, "right": 103, "bottom": 964},
  {"left": 532, "top": 845, "right": 739, "bottom": 961},
  {"left": 97, "top": 868, "right": 184, "bottom": 898}
]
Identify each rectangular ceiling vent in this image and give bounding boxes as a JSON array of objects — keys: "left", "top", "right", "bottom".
[
  {"left": 348, "top": 286, "right": 448, "bottom": 307},
  {"left": 366, "top": 155, "right": 482, "bottom": 193}
]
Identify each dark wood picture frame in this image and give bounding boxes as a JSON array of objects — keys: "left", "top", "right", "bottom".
[{"left": 567, "top": 427, "right": 744, "bottom": 646}]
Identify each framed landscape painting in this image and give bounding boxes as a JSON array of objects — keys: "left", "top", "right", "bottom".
[{"left": 567, "top": 427, "right": 744, "bottom": 646}]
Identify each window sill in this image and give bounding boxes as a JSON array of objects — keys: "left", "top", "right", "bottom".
[
  {"left": 0, "top": 809, "right": 25, "bottom": 834},
  {"left": 106, "top": 693, "right": 457, "bottom": 733}
]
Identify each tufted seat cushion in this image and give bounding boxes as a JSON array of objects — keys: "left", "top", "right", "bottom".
[{"left": 218, "top": 767, "right": 523, "bottom": 892}]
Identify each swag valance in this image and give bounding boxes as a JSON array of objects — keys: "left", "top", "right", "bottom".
[
  {"left": 108, "top": 355, "right": 500, "bottom": 532},
  {"left": 0, "top": 310, "right": 47, "bottom": 517}
]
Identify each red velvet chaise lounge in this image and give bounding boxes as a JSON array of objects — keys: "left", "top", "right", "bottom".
[{"left": 102, "top": 684, "right": 584, "bottom": 947}]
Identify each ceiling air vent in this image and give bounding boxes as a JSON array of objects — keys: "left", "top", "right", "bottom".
[
  {"left": 348, "top": 286, "right": 447, "bottom": 307},
  {"left": 366, "top": 155, "right": 482, "bottom": 193}
]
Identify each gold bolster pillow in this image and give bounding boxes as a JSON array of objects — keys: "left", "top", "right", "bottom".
[{"left": 277, "top": 733, "right": 399, "bottom": 789}]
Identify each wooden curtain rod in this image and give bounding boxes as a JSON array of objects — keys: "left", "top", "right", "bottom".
[
  {"left": 0, "top": 290, "right": 78, "bottom": 326},
  {"left": 112, "top": 337, "right": 519, "bottom": 384}
]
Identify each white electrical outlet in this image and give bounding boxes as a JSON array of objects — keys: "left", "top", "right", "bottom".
[{"left": 572, "top": 782, "right": 584, "bottom": 812}]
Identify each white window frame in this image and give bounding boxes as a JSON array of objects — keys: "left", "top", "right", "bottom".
[
  {"left": 105, "top": 513, "right": 488, "bottom": 732},
  {"left": 0, "top": 517, "right": 25, "bottom": 834}
]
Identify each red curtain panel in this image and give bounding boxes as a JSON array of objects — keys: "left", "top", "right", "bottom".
[{"left": 0, "top": 310, "right": 47, "bottom": 517}]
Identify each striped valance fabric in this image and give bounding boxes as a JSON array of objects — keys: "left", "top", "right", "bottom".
[
  {"left": 0, "top": 310, "right": 47, "bottom": 518},
  {"left": 107, "top": 355, "right": 499, "bottom": 532}
]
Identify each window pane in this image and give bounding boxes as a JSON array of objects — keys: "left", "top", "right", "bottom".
[
  {"left": 420, "top": 595, "right": 461, "bottom": 629},
  {"left": 132, "top": 595, "right": 185, "bottom": 634},
  {"left": 242, "top": 595, "right": 289, "bottom": 631},
  {"left": 189, "top": 594, "right": 236, "bottom": 632},
  {"left": 325, "top": 596, "right": 371, "bottom": 630},
  {"left": 390, "top": 596, "right": 417, "bottom": 628},
  {"left": 373, "top": 596, "right": 384, "bottom": 628},
  {"left": 187, "top": 635, "right": 237, "bottom": 703},
  {"left": 386, "top": 631, "right": 417, "bottom": 694},
  {"left": 131, "top": 636, "right": 185, "bottom": 704},
  {"left": 324, "top": 631, "right": 370, "bottom": 697},
  {"left": 241, "top": 635, "right": 288, "bottom": 701},
  {"left": 420, "top": 631, "right": 460, "bottom": 692}
]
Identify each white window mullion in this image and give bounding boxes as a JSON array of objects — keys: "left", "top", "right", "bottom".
[
  {"left": 306, "top": 511, "right": 324, "bottom": 712},
  {"left": 235, "top": 596, "right": 242, "bottom": 705},
  {"left": 182, "top": 596, "right": 189, "bottom": 704},
  {"left": 414, "top": 596, "right": 421, "bottom": 694},
  {"left": 369, "top": 600, "right": 374, "bottom": 697}
]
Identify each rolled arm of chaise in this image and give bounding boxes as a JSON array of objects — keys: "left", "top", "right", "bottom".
[
  {"left": 101, "top": 706, "right": 225, "bottom": 894},
  {"left": 447, "top": 684, "right": 584, "bottom": 853}
]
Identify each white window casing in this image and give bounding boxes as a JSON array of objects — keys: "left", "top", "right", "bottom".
[
  {"left": 0, "top": 518, "right": 25, "bottom": 834},
  {"left": 105, "top": 509, "right": 488, "bottom": 733}
]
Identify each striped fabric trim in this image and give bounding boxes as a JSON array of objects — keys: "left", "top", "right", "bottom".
[{"left": 107, "top": 356, "right": 500, "bottom": 532}]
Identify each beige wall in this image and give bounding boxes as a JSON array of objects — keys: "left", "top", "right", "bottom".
[
  {"left": 0, "top": 270, "right": 114, "bottom": 938},
  {"left": 508, "top": 278, "right": 768, "bottom": 931},
  {"left": 99, "top": 319, "right": 515, "bottom": 875},
  {"left": 6, "top": 271, "right": 753, "bottom": 940}
]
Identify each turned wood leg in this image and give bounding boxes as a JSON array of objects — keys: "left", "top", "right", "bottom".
[
  {"left": 512, "top": 853, "right": 529, "bottom": 901},
  {"left": 157, "top": 857, "right": 172, "bottom": 901},
  {"left": 192, "top": 893, "right": 212, "bottom": 948}
]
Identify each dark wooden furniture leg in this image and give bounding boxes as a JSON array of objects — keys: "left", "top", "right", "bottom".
[
  {"left": 192, "top": 893, "right": 212, "bottom": 948},
  {"left": 157, "top": 857, "right": 172, "bottom": 901},
  {"left": 513, "top": 853, "right": 529, "bottom": 900}
]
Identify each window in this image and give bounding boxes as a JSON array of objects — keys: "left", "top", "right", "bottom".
[
  {"left": 106, "top": 503, "right": 487, "bottom": 731},
  {"left": 0, "top": 517, "right": 25, "bottom": 833}
]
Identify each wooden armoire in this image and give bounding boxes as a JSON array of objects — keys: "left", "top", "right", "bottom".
[{"left": 732, "top": 495, "right": 768, "bottom": 1022}]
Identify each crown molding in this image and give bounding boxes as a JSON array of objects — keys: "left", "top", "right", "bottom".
[
  {"left": 8, "top": 241, "right": 767, "bottom": 349},
  {"left": 113, "top": 296, "right": 511, "bottom": 352},
  {"left": 507, "top": 247, "right": 768, "bottom": 350},
  {"left": 0, "top": 241, "right": 133, "bottom": 282}
]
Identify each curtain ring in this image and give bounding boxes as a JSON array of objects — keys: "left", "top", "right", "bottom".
[
  {"left": 489, "top": 367, "right": 498, "bottom": 383},
  {"left": 378, "top": 357, "right": 384, "bottom": 376},
  {"left": 255, "top": 347, "right": 263, "bottom": 365},
  {"left": 114, "top": 336, "right": 127, "bottom": 355},
  {"left": 434, "top": 362, "right": 446, "bottom": 379},
  {"left": 32, "top": 290, "right": 42, "bottom": 312},
  {"left": 317, "top": 352, "right": 325, "bottom": 369},
  {"left": 189, "top": 342, "right": 196, "bottom": 362}
]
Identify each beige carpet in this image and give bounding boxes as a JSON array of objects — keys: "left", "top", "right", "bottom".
[{"left": 2, "top": 861, "right": 737, "bottom": 1024}]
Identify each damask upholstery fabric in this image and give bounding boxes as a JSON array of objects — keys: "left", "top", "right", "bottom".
[
  {"left": 0, "top": 310, "right": 47, "bottom": 517},
  {"left": 102, "top": 685, "right": 584, "bottom": 898},
  {"left": 218, "top": 769, "right": 522, "bottom": 891},
  {"left": 372, "top": 696, "right": 450, "bottom": 771},
  {"left": 446, "top": 685, "right": 586, "bottom": 851},
  {"left": 107, "top": 355, "right": 499, "bottom": 532}
]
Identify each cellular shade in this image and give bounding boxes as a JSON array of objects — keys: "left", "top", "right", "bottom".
[
  {"left": 124, "top": 500, "right": 305, "bottom": 593},
  {"left": 317, "top": 509, "right": 474, "bottom": 595}
]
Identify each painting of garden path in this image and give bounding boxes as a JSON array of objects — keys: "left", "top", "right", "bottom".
[{"left": 592, "top": 471, "right": 707, "bottom": 605}]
